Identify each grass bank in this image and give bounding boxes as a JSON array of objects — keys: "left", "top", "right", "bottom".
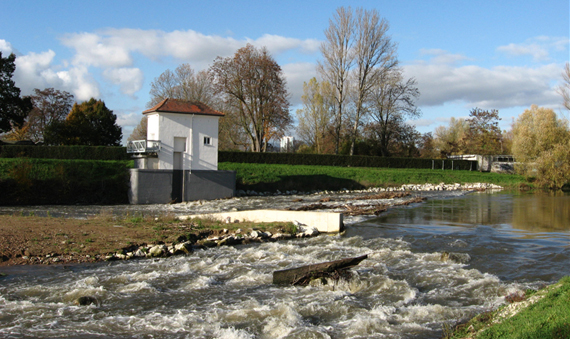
[
  {"left": 219, "top": 162, "right": 529, "bottom": 192},
  {"left": 445, "top": 276, "right": 570, "bottom": 338}
]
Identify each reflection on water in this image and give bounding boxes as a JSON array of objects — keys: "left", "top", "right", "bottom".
[
  {"left": 511, "top": 191, "right": 570, "bottom": 232},
  {"left": 353, "top": 191, "right": 570, "bottom": 282},
  {"left": 381, "top": 191, "right": 570, "bottom": 233}
]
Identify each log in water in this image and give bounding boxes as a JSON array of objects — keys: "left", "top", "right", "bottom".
[{"left": 273, "top": 254, "right": 368, "bottom": 285}]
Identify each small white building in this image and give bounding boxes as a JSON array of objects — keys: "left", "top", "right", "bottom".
[
  {"left": 142, "top": 99, "right": 223, "bottom": 170},
  {"left": 127, "top": 99, "right": 235, "bottom": 204}
]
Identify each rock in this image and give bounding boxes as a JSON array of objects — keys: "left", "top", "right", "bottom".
[
  {"left": 217, "top": 236, "right": 239, "bottom": 246},
  {"left": 197, "top": 239, "right": 217, "bottom": 248},
  {"left": 75, "top": 296, "right": 99, "bottom": 306},
  {"left": 440, "top": 251, "right": 471, "bottom": 264},
  {"left": 148, "top": 245, "right": 166, "bottom": 257},
  {"left": 174, "top": 242, "right": 193, "bottom": 254},
  {"left": 250, "top": 230, "right": 260, "bottom": 239},
  {"left": 133, "top": 249, "right": 146, "bottom": 257}
]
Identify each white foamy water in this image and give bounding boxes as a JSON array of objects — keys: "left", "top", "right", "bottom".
[
  {"left": 3, "top": 191, "right": 568, "bottom": 338},
  {"left": 0, "top": 233, "right": 524, "bottom": 338}
]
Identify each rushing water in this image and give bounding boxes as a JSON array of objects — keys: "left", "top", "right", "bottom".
[{"left": 1, "top": 191, "right": 569, "bottom": 338}]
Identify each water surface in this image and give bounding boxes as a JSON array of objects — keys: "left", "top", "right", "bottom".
[{"left": 1, "top": 191, "right": 569, "bottom": 338}]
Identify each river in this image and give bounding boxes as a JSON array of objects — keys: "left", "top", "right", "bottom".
[{"left": 1, "top": 191, "right": 569, "bottom": 338}]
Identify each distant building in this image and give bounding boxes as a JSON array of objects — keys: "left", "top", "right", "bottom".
[
  {"left": 280, "top": 136, "right": 294, "bottom": 153},
  {"left": 127, "top": 99, "right": 235, "bottom": 204}
]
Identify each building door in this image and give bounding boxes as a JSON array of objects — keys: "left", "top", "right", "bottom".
[{"left": 172, "top": 137, "right": 186, "bottom": 203}]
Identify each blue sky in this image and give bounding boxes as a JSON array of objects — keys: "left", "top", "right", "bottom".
[{"left": 1, "top": 0, "right": 568, "bottom": 143}]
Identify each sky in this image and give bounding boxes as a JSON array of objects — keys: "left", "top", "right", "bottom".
[{"left": 1, "top": 0, "right": 568, "bottom": 144}]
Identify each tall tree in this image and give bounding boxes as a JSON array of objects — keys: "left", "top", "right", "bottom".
[
  {"left": 511, "top": 105, "right": 570, "bottom": 188},
  {"left": 296, "top": 78, "right": 335, "bottom": 153},
  {"left": 558, "top": 62, "right": 570, "bottom": 112},
  {"left": 0, "top": 52, "right": 32, "bottom": 133},
  {"left": 45, "top": 98, "right": 122, "bottom": 146},
  {"left": 349, "top": 8, "right": 398, "bottom": 155},
  {"left": 464, "top": 108, "right": 503, "bottom": 154},
  {"left": 148, "top": 64, "right": 216, "bottom": 108},
  {"left": 210, "top": 44, "right": 291, "bottom": 152},
  {"left": 26, "top": 88, "right": 74, "bottom": 142},
  {"left": 368, "top": 68, "right": 420, "bottom": 156},
  {"left": 318, "top": 7, "right": 354, "bottom": 154}
]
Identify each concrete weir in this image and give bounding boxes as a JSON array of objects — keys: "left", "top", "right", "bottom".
[{"left": 179, "top": 210, "right": 344, "bottom": 233}]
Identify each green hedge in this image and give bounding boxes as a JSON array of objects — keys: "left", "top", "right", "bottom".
[
  {"left": 0, "top": 158, "right": 131, "bottom": 205},
  {"left": 0, "top": 145, "right": 130, "bottom": 160},
  {"left": 219, "top": 151, "right": 476, "bottom": 170}
]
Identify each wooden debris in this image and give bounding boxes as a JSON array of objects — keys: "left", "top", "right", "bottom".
[{"left": 273, "top": 255, "right": 368, "bottom": 285}]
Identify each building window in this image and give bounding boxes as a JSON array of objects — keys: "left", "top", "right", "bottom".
[{"left": 203, "top": 136, "right": 211, "bottom": 145}]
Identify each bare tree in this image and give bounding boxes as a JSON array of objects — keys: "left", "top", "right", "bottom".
[
  {"left": 148, "top": 64, "right": 216, "bottom": 108},
  {"left": 318, "top": 7, "right": 354, "bottom": 154},
  {"left": 349, "top": 8, "right": 398, "bottom": 155},
  {"left": 296, "top": 78, "right": 335, "bottom": 153},
  {"left": 128, "top": 115, "right": 147, "bottom": 141},
  {"left": 210, "top": 44, "right": 291, "bottom": 152},
  {"left": 368, "top": 68, "right": 420, "bottom": 156}
]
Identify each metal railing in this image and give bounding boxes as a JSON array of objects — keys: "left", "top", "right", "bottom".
[{"left": 126, "top": 140, "right": 161, "bottom": 153}]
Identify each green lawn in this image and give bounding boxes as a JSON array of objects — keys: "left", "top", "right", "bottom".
[{"left": 219, "top": 162, "right": 529, "bottom": 192}]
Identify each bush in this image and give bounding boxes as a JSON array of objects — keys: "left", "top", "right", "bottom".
[
  {"left": 218, "top": 151, "right": 475, "bottom": 170},
  {"left": 0, "top": 158, "right": 131, "bottom": 205},
  {"left": 0, "top": 145, "right": 129, "bottom": 160}
]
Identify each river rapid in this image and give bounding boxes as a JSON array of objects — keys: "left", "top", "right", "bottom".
[{"left": 1, "top": 190, "right": 569, "bottom": 338}]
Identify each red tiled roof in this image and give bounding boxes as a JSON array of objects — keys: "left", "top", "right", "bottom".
[{"left": 142, "top": 99, "right": 224, "bottom": 116}]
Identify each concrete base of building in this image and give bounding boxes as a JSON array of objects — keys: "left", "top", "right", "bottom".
[
  {"left": 180, "top": 209, "right": 344, "bottom": 233},
  {"left": 128, "top": 169, "right": 236, "bottom": 204}
]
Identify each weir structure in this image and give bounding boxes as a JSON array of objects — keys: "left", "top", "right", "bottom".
[{"left": 127, "top": 99, "right": 236, "bottom": 204}]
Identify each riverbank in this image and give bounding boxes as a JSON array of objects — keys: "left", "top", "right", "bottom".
[
  {"left": 0, "top": 214, "right": 306, "bottom": 267},
  {"left": 445, "top": 276, "right": 570, "bottom": 339},
  {"left": 0, "top": 185, "right": 480, "bottom": 267}
]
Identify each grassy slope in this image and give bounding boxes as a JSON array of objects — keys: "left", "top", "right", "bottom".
[
  {"left": 448, "top": 276, "right": 570, "bottom": 339},
  {"left": 219, "top": 162, "right": 528, "bottom": 191}
]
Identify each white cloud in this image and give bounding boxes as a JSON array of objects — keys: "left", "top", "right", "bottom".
[
  {"left": 281, "top": 62, "right": 318, "bottom": 106},
  {"left": 102, "top": 67, "right": 144, "bottom": 96},
  {"left": 61, "top": 32, "right": 134, "bottom": 68},
  {"left": 11, "top": 49, "right": 100, "bottom": 101},
  {"left": 253, "top": 34, "right": 320, "bottom": 55},
  {"left": 404, "top": 50, "right": 562, "bottom": 109},
  {"left": 497, "top": 36, "right": 569, "bottom": 62},
  {"left": 56, "top": 66, "right": 100, "bottom": 100},
  {"left": 61, "top": 28, "right": 320, "bottom": 70},
  {"left": 0, "top": 39, "right": 14, "bottom": 55}
]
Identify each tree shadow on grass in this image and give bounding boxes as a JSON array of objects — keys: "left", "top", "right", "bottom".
[{"left": 237, "top": 174, "right": 365, "bottom": 193}]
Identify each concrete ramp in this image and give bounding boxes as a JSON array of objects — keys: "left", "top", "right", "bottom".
[{"left": 179, "top": 210, "right": 343, "bottom": 233}]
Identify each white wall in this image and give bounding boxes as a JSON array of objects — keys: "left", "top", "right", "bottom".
[
  {"left": 191, "top": 115, "right": 219, "bottom": 170},
  {"left": 146, "top": 112, "right": 219, "bottom": 170}
]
